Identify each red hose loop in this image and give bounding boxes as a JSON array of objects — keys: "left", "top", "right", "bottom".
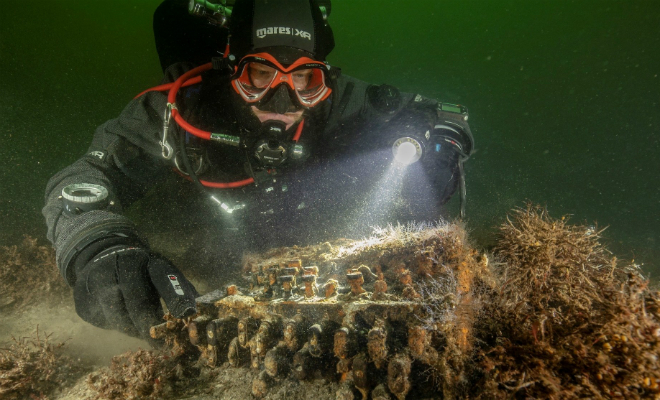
[
  {"left": 173, "top": 112, "right": 211, "bottom": 140},
  {"left": 133, "top": 76, "right": 202, "bottom": 99},
  {"left": 164, "top": 63, "right": 255, "bottom": 188},
  {"left": 167, "top": 62, "right": 212, "bottom": 104},
  {"left": 135, "top": 61, "right": 307, "bottom": 190},
  {"left": 201, "top": 177, "right": 255, "bottom": 188},
  {"left": 168, "top": 63, "right": 215, "bottom": 140}
]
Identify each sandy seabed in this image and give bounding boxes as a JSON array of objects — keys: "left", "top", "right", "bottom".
[{"left": 2, "top": 205, "right": 659, "bottom": 400}]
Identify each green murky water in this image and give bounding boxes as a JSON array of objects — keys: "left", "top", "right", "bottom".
[{"left": 1, "top": 0, "right": 658, "bottom": 275}]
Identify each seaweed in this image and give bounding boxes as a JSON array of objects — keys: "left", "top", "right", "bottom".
[
  {"left": 0, "top": 328, "right": 84, "bottom": 400},
  {"left": 0, "top": 236, "right": 69, "bottom": 309},
  {"left": 86, "top": 348, "right": 200, "bottom": 400},
  {"left": 475, "top": 204, "right": 660, "bottom": 399},
  {"left": 4, "top": 207, "right": 659, "bottom": 399}
]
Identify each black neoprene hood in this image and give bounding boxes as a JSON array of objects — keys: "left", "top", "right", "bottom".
[{"left": 229, "top": 0, "right": 335, "bottom": 64}]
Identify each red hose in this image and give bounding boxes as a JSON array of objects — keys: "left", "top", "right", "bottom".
[
  {"left": 135, "top": 61, "right": 303, "bottom": 189},
  {"left": 133, "top": 76, "right": 202, "bottom": 99},
  {"left": 198, "top": 177, "right": 254, "bottom": 188},
  {"left": 292, "top": 119, "right": 304, "bottom": 142},
  {"left": 172, "top": 112, "right": 212, "bottom": 140},
  {"left": 168, "top": 63, "right": 214, "bottom": 140},
  {"left": 167, "top": 63, "right": 212, "bottom": 103}
]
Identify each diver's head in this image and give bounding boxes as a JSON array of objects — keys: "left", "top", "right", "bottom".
[{"left": 228, "top": 0, "right": 335, "bottom": 133}]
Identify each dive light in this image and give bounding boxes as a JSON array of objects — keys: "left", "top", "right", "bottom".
[
  {"left": 392, "top": 136, "right": 425, "bottom": 166},
  {"left": 391, "top": 102, "right": 472, "bottom": 167}
]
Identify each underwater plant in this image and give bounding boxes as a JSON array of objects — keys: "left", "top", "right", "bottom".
[
  {"left": 0, "top": 329, "right": 83, "bottom": 400},
  {"left": 476, "top": 204, "right": 660, "bottom": 399}
]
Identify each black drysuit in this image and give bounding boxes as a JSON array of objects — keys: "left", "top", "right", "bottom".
[{"left": 43, "top": 63, "right": 472, "bottom": 304}]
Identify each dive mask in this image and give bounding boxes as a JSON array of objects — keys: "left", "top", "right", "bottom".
[{"left": 231, "top": 52, "right": 332, "bottom": 108}]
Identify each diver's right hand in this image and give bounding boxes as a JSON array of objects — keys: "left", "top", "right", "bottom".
[{"left": 72, "top": 242, "right": 198, "bottom": 341}]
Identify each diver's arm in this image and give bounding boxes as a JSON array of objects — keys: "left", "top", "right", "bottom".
[
  {"left": 325, "top": 73, "right": 474, "bottom": 211},
  {"left": 42, "top": 85, "right": 197, "bottom": 341},
  {"left": 328, "top": 74, "right": 473, "bottom": 151},
  {"left": 384, "top": 93, "right": 474, "bottom": 208},
  {"left": 42, "top": 62, "right": 196, "bottom": 283},
  {"left": 42, "top": 91, "right": 170, "bottom": 284},
  {"left": 323, "top": 74, "right": 418, "bottom": 137}
]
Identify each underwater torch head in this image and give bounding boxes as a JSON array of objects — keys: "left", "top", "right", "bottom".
[{"left": 392, "top": 137, "right": 424, "bottom": 166}]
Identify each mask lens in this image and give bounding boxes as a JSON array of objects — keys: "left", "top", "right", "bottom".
[
  {"left": 248, "top": 62, "right": 277, "bottom": 89},
  {"left": 234, "top": 62, "right": 278, "bottom": 100},
  {"left": 291, "top": 67, "right": 328, "bottom": 106},
  {"left": 232, "top": 56, "right": 331, "bottom": 107},
  {"left": 291, "top": 69, "right": 311, "bottom": 90}
]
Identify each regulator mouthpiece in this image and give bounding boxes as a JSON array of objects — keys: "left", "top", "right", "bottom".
[
  {"left": 253, "top": 120, "right": 289, "bottom": 167},
  {"left": 392, "top": 137, "right": 423, "bottom": 166}
]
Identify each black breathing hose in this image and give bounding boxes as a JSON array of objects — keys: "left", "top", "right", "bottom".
[
  {"left": 177, "top": 130, "right": 206, "bottom": 191},
  {"left": 458, "top": 159, "right": 467, "bottom": 219}
]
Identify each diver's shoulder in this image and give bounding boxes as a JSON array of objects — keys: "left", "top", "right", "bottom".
[
  {"left": 334, "top": 73, "right": 371, "bottom": 89},
  {"left": 161, "top": 62, "right": 198, "bottom": 84}
]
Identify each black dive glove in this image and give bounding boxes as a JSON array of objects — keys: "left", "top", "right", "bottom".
[{"left": 72, "top": 239, "right": 198, "bottom": 341}]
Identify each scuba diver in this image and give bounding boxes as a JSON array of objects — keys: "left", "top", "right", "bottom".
[{"left": 42, "top": 0, "right": 474, "bottom": 342}]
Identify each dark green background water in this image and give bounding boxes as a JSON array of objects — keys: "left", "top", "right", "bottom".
[{"left": 1, "top": 1, "right": 658, "bottom": 275}]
